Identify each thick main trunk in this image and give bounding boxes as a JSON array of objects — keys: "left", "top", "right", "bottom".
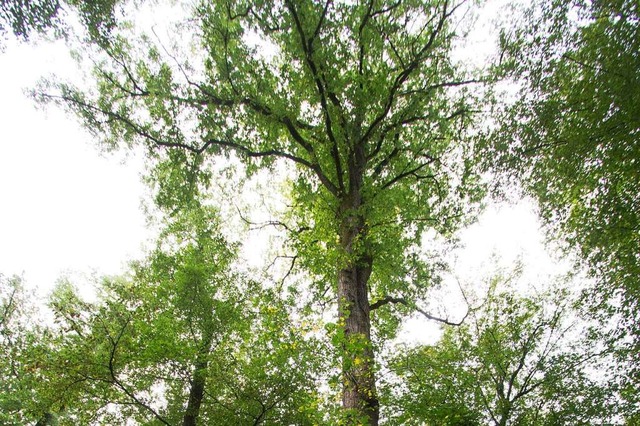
[
  {"left": 337, "top": 189, "right": 379, "bottom": 425},
  {"left": 338, "top": 259, "right": 379, "bottom": 425}
]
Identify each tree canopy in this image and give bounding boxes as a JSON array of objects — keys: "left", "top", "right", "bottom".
[{"left": 1, "top": 0, "right": 639, "bottom": 424}]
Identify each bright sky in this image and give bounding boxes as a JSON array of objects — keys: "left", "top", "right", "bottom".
[
  {"left": 0, "top": 39, "right": 150, "bottom": 294},
  {"left": 0, "top": 10, "right": 563, "bottom": 312}
]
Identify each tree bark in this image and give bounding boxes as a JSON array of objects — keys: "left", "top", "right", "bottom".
[
  {"left": 338, "top": 259, "right": 379, "bottom": 425},
  {"left": 337, "top": 188, "right": 379, "bottom": 425}
]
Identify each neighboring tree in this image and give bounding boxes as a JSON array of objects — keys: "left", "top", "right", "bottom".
[
  {"left": 36, "top": 205, "right": 325, "bottom": 425},
  {"left": 384, "top": 282, "right": 626, "bottom": 425},
  {"left": 0, "top": 274, "right": 56, "bottom": 425},
  {"left": 39, "top": 1, "right": 487, "bottom": 422},
  {"left": 1, "top": 274, "right": 36, "bottom": 424},
  {"left": 484, "top": 0, "right": 640, "bottom": 393}
]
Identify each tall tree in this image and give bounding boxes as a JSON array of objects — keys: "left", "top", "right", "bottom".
[
  {"left": 484, "top": 0, "right": 640, "bottom": 386},
  {"left": 40, "top": 0, "right": 487, "bottom": 422}
]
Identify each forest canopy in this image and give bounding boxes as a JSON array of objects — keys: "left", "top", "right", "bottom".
[{"left": 1, "top": 0, "right": 638, "bottom": 424}]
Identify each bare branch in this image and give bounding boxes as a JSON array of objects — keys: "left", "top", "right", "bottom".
[{"left": 369, "top": 296, "right": 469, "bottom": 326}]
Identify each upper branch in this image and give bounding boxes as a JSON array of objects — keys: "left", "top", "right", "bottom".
[
  {"left": 285, "top": 0, "right": 345, "bottom": 193},
  {"left": 360, "top": 0, "right": 452, "bottom": 146}
]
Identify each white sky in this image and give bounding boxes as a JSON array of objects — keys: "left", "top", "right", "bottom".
[{"left": 0, "top": 39, "right": 150, "bottom": 294}]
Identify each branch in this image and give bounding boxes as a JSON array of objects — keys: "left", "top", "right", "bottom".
[
  {"left": 264, "top": 255, "right": 298, "bottom": 292},
  {"left": 366, "top": 102, "right": 469, "bottom": 163},
  {"left": 506, "top": 321, "right": 545, "bottom": 401},
  {"left": 280, "top": 116, "right": 317, "bottom": 154},
  {"left": 204, "top": 138, "right": 311, "bottom": 167},
  {"left": 369, "top": 296, "right": 468, "bottom": 326},
  {"left": 372, "top": 137, "right": 399, "bottom": 176},
  {"left": 105, "top": 317, "right": 173, "bottom": 426},
  {"left": 285, "top": 0, "right": 345, "bottom": 192},
  {"left": 398, "top": 79, "right": 485, "bottom": 98},
  {"left": 372, "top": 0, "right": 402, "bottom": 18},
  {"left": 358, "top": 0, "right": 375, "bottom": 81},
  {"left": 207, "top": 139, "right": 339, "bottom": 195},
  {"left": 47, "top": 90, "right": 342, "bottom": 197},
  {"left": 235, "top": 205, "right": 309, "bottom": 234},
  {"left": 312, "top": 0, "right": 331, "bottom": 42},
  {"left": 42, "top": 92, "right": 211, "bottom": 154},
  {"left": 360, "top": 0, "right": 453, "bottom": 145},
  {"left": 379, "top": 160, "right": 436, "bottom": 190}
]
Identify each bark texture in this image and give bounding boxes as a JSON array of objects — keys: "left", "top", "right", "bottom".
[
  {"left": 337, "top": 164, "right": 379, "bottom": 425},
  {"left": 338, "top": 259, "right": 378, "bottom": 425}
]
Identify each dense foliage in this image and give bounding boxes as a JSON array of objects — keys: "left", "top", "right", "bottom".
[{"left": 1, "top": 0, "right": 638, "bottom": 424}]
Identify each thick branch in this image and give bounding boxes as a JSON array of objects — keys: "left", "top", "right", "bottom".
[{"left": 285, "top": 0, "right": 345, "bottom": 192}]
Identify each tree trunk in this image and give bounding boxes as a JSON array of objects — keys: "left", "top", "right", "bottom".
[
  {"left": 338, "top": 259, "right": 379, "bottom": 425},
  {"left": 182, "top": 340, "right": 212, "bottom": 426},
  {"left": 338, "top": 190, "right": 379, "bottom": 425}
]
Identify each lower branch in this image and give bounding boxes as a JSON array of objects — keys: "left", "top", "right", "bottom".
[{"left": 369, "top": 296, "right": 469, "bottom": 326}]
